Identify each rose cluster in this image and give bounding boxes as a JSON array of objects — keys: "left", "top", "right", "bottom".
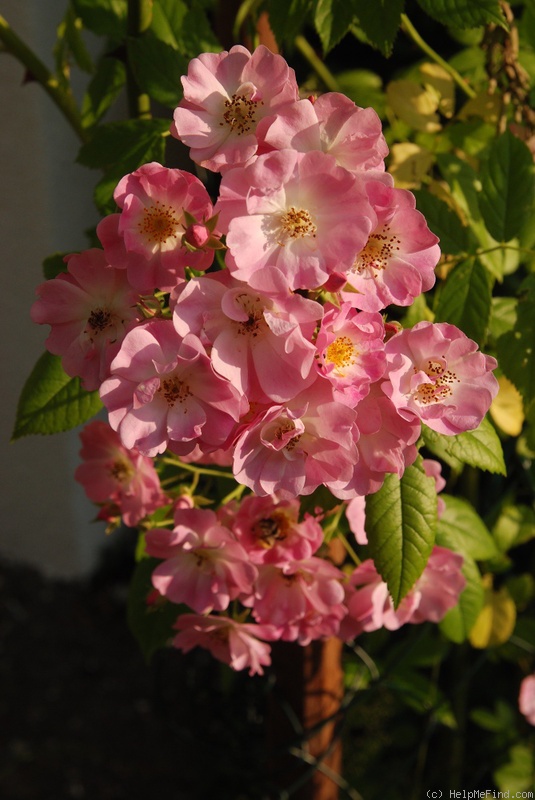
[{"left": 31, "top": 45, "right": 499, "bottom": 674}]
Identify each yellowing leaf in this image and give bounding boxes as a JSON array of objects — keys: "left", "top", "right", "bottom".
[
  {"left": 490, "top": 375, "right": 525, "bottom": 436},
  {"left": 469, "top": 576, "right": 517, "bottom": 648},
  {"left": 458, "top": 92, "right": 501, "bottom": 124},
  {"left": 420, "top": 63, "right": 455, "bottom": 118},
  {"left": 387, "top": 79, "right": 442, "bottom": 132},
  {"left": 389, "top": 142, "right": 434, "bottom": 188}
]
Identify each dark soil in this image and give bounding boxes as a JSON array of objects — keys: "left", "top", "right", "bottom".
[{"left": 0, "top": 542, "right": 271, "bottom": 800}]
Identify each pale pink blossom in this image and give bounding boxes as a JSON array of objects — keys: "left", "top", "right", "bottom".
[
  {"left": 258, "top": 92, "right": 388, "bottom": 173},
  {"left": 216, "top": 149, "right": 376, "bottom": 291},
  {"left": 341, "top": 545, "right": 465, "bottom": 639},
  {"left": 99, "top": 319, "right": 247, "bottom": 457},
  {"left": 315, "top": 302, "right": 386, "bottom": 405},
  {"left": 97, "top": 162, "right": 216, "bottom": 293},
  {"left": 172, "top": 614, "right": 279, "bottom": 676},
  {"left": 331, "top": 382, "right": 420, "bottom": 498},
  {"left": 382, "top": 321, "right": 499, "bottom": 435},
  {"left": 409, "top": 546, "right": 465, "bottom": 624},
  {"left": 519, "top": 674, "right": 535, "bottom": 726},
  {"left": 75, "top": 420, "right": 167, "bottom": 527},
  {"left": 145, "top": 508, "right": 257, "bottom": 614},
  {"left": 341, "top": 560, "right": 418, "bottom": 640},
  {"left": 340, "top": 181, "right": 440, "bottom": 311},
  {"left": 232, "top": 379, "right": 358, "bottom": 498},
  {"left": 345, "top": 496, "right": 367, "bottom": 545},
  {"left": 171, "top": 45, "right": 299, "bottom": 172},
  {"left": 173, "top": 270, "right": 322, "bottom": 402},
  {"left": 246, "top": 558, "right": 346, "bottom": 644},
  {"left": 422, "top": 458, "right": 446, "bottom": 517},
  {"left": 30, "top": 249, "right": 141, "bottom": 391},
  {"left": 229, "top": 494, "right": 324, "bottom": 564}
]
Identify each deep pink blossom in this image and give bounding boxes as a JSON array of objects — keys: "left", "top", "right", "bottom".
[
  {"left": 97, "top": 162, "right": 216, "bottom": 293},
  {"left": 409, "top": 546, "right": 465, "bottom": 624},
  {"left": 232, "top": 379, "right": 358, "bottom": 498},
  {"left": 171, "top": 45, "right": 299, "bottom": 172},
  {"left": 172, "top": 614, "right": 279, "bottom": 676},
  {"left": 382, "top": 321, "right": 499, "bottom": 435},
  {"left": 422, "top": 458, "right": 446, "bottom": 518},
  {"left": 258, "top": 92, "right": 388, "bottom": 173},
  {"left": 30, "top": 249, "right": 141, "bottom": 391},
  {"left": 99, "top": 319, "right": 247, "bottom": 457},
  {"left": 341, "top": 546, "right": 465, "bottom": 639},
  {"left": 341, "top": 560, "right": 418, "bottom": 640},
  {"left": 331, "top": 382, "right": 420, "bottom": 498},
  {"left": 229, "top": 494, "right": 324, "bottom": 564},
  {"left": 246, "top": 558, "right": 346, "bottom": 644},
  {"left": 340, "top": 181, "right": 440, "bottom": 311},
  {"left": 145, "top": 508, "right": 257, "bottom": 614},
  {"left": 315, "top": 302, "right": 386, "bottom": 404},
  {"left": 173, "top": 270, "right": 322, "bottom": 402},
  {"left": 519, "top": 674, "right": 535, "bottom": 726},
  {"left": 75, "top": 420, "right": 167, "bottom": 527},
  {"left": 216, "top": 149, "right": 376, "bottom": 291}
]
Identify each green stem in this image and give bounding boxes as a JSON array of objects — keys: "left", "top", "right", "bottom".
[
  {"left": 159, "top": 457, "right": 236, "bottom": 481},
  {"left": 220, "top": 483, "right": 247, "bottom": 506},
  {"left": 0, "top": 14, "right": 88, "bottom": 142},
  {"left": 400, "top": 14, "right": 477, "bottom": 100},
  {"left": 336, "top": 531, "right": 361, "bottom": 566},
  {"left": 294, "top": 34, "right": 340, "bottom": 93},
  {"left": 126, "top": 0, "right": 152, "bottom": 119}
]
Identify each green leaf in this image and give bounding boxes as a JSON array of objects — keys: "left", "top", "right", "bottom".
[
  {"left": 489, "top": 297, "right": 517, "bottom": 342},
  {"left": 81, "top": 56, "right": 126, "bottom": 128},
  {"left": 421, "top": 417, "right": 506, "bottom": 475},
  {"left": 438, "top": 553, "right": 483, "bottom": 642},
  {"left": 437, "top": 495, "right": 499, "bottom": 560},
  {"left": 492, "top": 503, "right": 535, "bottom": 552},
  {"left": 150, "top": 0, "right": 220, "bottom": 55},
  {"left": 412, "top": 190, "right": 469, "bottom": 256},
  {"left": 42, "top": 252, "right": 70, "bottom": 280},
  {"left": 70, "top": 0, "right": 127, "bottom": 39},
  {"left": 268, "top": 0, "right": 315, "bottom": 46},
  {"left": 496, "top": 273, "right": 535, "bottom": 405},
  {"left": 494, "top": 745, "right": 535, "bottom": 795},
  {"left": 314, "top": 0, "right": 356, "bottom": 55},
  {"left": 365, "top": 457, "right": 437, "bottom": 607},
  {"left": 436, "top": 153, "right": 510, "bottom": 279},
  {"left": 336, "top": 69, "right": 385, "bottom": 117},
  {"left": 352, "top": 0, "right": 404, "bottom": 56},
  {"left": 127, "top": 557, "right": 182, "bottom": 663},
  {"left": 12, "top": 352, "right": 102, "bottom": 439},
  {"left": 433, "top": 258, "right": 492, "bottom": 346},
  {"left": 127, "top": 35, "right": 187, "bottom": 108},
  {"left": 77, "top": 118, "right": 170, "bottom": 171},
  {"left": 479, "top": 129, "right": 535, "bottom": 242},
  {"left": 416, "top": 0, "right": 507, "bottom": 29}
]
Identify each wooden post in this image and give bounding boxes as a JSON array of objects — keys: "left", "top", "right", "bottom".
[{"left": 267, "top": 637, "right": 344, "bottom": 799}]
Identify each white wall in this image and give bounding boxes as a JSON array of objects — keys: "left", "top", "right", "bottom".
[{"left": 0, "top": 0, "right": 112, "bottom": 576}]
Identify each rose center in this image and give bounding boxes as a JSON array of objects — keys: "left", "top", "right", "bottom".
[
  {"left": 414, "top": 360, "right": 459, "bottom": 405},
  {"left": 109, "top": 458, "right": 134, "bottom": 483},
  {"left": 325, "top": 336, "right": 357, "bottom": 374},
  {"left": 221, "top": 93, "right": 261, "bottom": 135},
  {"left": 280, "top": 207, "right": 317, "bottom": 240},
  {"left": 158, "top": 377, "right": 192, "bottom": 407},
  {"left": 138, "top": 201, "right": 181, "bottom": 244},
  {"left": 253, "top": 511, "right": 291, "bottom": 548},
  {"left": 354, "top": 224, "right": 401, "bottom": 276},
  {"left": 87, "top": 307, "right": 113, "bottom": 333},
  {"left": 235, "top": 293, "right": 266, "bottom": 338}
]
